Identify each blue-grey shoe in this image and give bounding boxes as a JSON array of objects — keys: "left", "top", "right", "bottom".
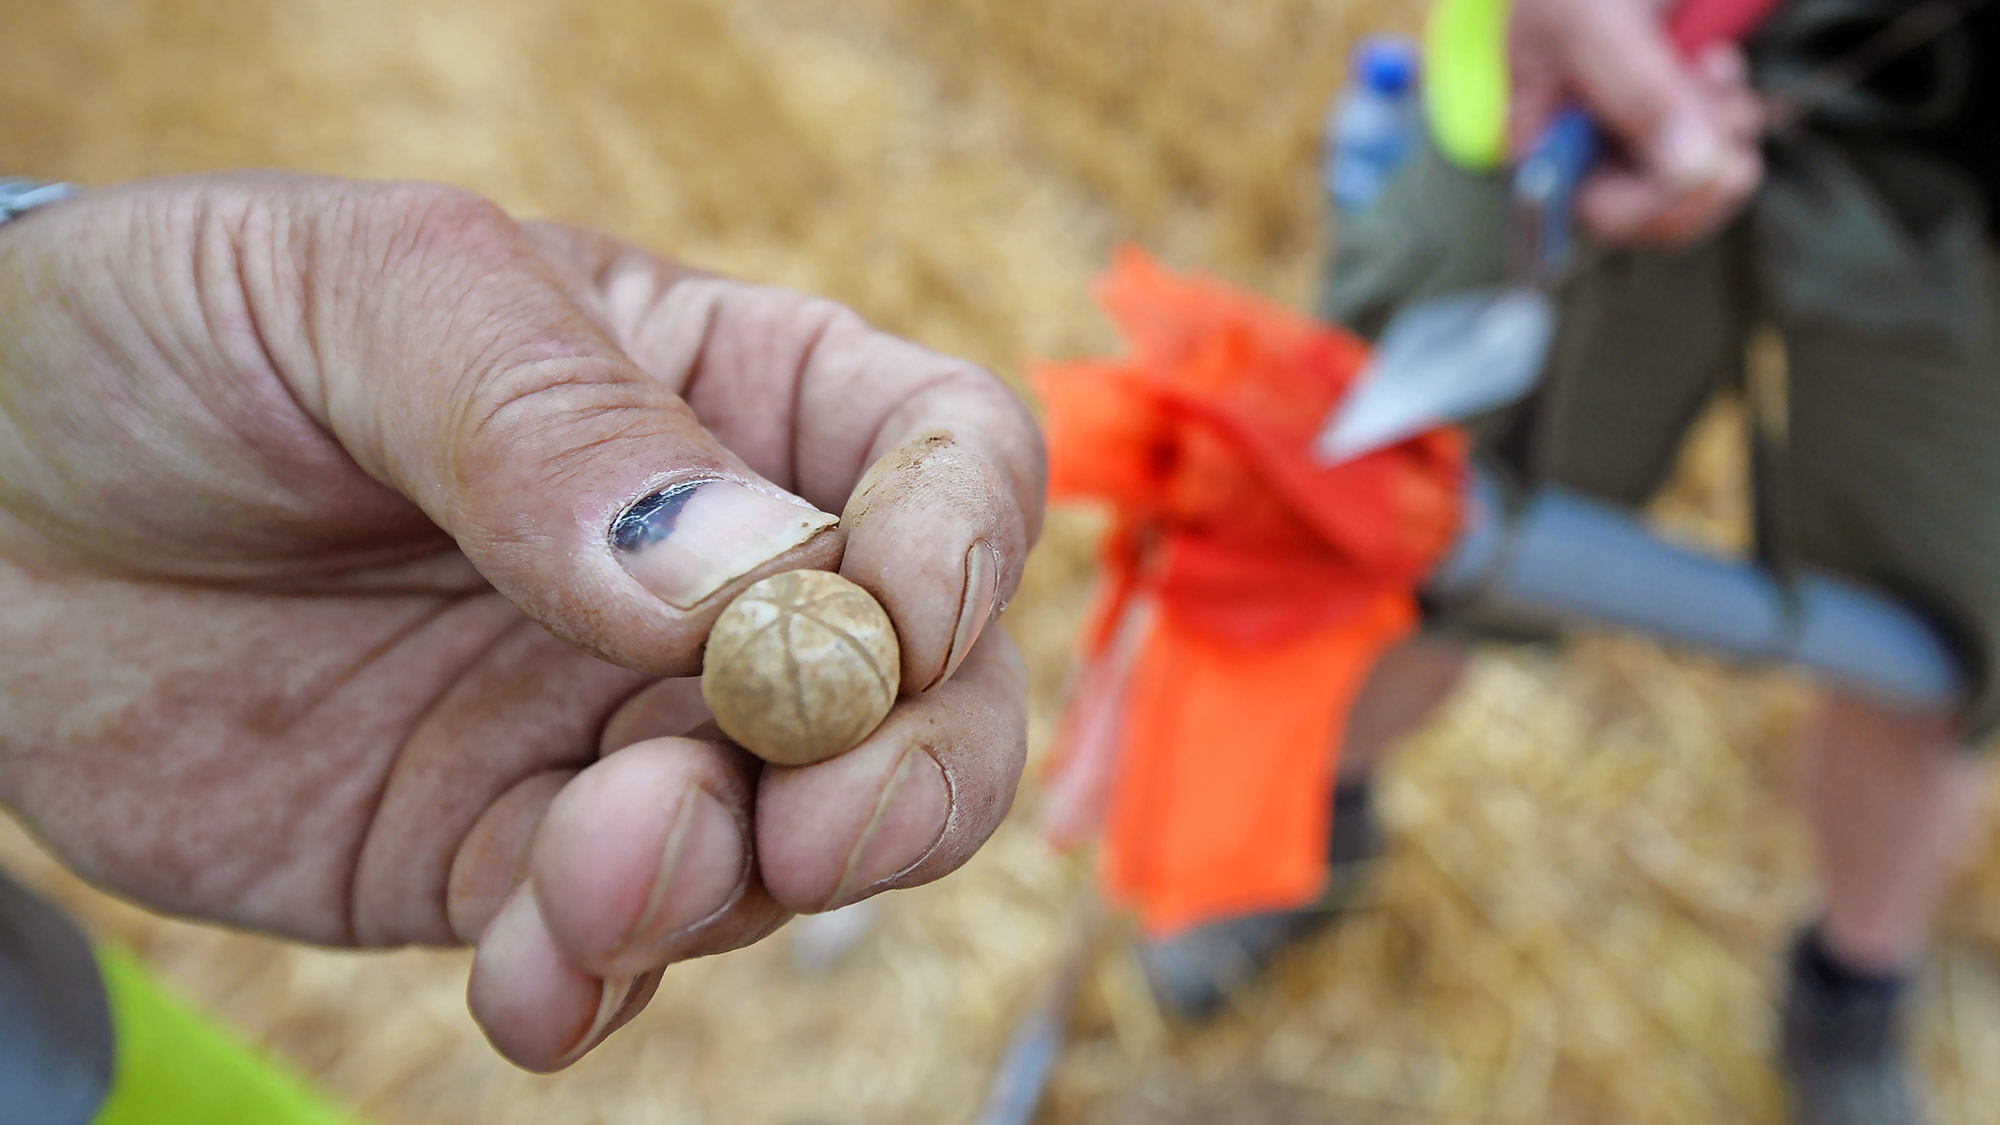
[{"left": 1779, "top": 931, "right": 1922, "bottom": 1125}]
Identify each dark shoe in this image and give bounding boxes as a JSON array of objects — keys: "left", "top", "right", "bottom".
[
  {"left": 1779, "top": 929, "right": 1922, "bottom": 1125},
  {"left": 1139, "top": 780, "right": 1383, "bottom": 1022}
]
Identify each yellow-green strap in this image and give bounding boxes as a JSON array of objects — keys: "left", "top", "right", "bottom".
[
  {"left": 93, "top": 945, "right": 358, "bottom": 1125},
  {"left": 1425, "top": 0, "right": 1516, "bottom": 171}
]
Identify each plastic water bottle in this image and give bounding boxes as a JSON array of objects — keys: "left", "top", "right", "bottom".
[{"left": 1324, "top": 37, "right": 1421, "bottom": 213}]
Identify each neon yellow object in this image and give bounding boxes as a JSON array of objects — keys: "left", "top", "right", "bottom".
[
  {"left": 93, "top": 946, "right": 358, "bottom": 1125},
  {"left": 1425, "top": 0, "right": 1515, "bottom": 171}
]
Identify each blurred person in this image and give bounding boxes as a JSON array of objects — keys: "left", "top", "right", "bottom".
[
  {"left": 0, "top": 170, "right": 1043, "bottom": 1111},
  {"left": 1140, "top": 1, "right": 2000, "bottom": 1123}
]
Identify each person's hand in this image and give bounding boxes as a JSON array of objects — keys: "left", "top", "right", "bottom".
[
  {"left": 1510, "top": 0, "right": 1766, "bottom": 245},
  {"left": 0, "top": 172, "right": 1043, "bottom": 1069}
]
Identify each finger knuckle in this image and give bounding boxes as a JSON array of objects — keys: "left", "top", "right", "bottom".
[
  {"left": 450, "top": 357, "right": 688, "bottom": 495},
  {"left": 352, "top": 182, "right": 527, "bottom": 283},
  {"left": 796, "top": 292, "right": 861, "bottom": 333}
]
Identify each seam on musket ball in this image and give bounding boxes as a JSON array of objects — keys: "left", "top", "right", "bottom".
[
  {"left": 709, "top": 607, "right": 789, "bottom": 670},
  {"left": 781, "top": 616, "right": 819, "bottom": 748},
  {"left": 791, "top": 607, "right": 894, "bottom": 696}
]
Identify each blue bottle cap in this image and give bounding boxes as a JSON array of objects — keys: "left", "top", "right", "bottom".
[{"left": 1356, "top": 37, "right": 1419, "bottom": 96}]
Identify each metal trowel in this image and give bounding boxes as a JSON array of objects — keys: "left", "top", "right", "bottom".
[{"left": 1314, "top": 108, "right": 1598, "bottom": 464}]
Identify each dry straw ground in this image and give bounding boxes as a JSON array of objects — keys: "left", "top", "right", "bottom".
[{"left": 6, "top": 1, "right": 2000, "bottom": 1122}]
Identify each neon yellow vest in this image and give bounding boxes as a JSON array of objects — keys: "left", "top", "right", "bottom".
[{"left": 1424, "top": 0, "right": 1514, "bottom": 171}]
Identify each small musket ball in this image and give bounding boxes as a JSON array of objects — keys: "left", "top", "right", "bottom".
[{"left": 700, "top": 570, "right": 901, "bottom": 766}]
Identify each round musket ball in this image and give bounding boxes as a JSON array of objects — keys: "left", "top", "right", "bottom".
[{"left": 701, "top": 570, "right": 902, "bottom": 766}]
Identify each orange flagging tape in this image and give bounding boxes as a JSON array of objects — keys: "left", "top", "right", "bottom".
[{"left": 1034, "top": 249, "right": 1464, "bottom": 936}]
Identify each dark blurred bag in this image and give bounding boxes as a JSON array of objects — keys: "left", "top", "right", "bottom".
[{"left": 1750, "top": 0, "right": 1998, "bottom": 351}]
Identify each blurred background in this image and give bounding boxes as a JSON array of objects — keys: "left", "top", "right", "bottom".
[{"left": 5, "top": 0, "right": 2000, "bottom": 1121}]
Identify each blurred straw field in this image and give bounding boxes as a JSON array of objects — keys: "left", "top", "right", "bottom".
[{"left": 6, "top": 0, "right": 2000, "bottom": 1121}]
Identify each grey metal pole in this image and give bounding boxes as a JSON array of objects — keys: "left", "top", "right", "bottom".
[{"left": 1428, "top": 465, "right": 1966, "bottom": 715}]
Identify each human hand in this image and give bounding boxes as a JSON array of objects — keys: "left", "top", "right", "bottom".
[
  {"left": 1509, "top": 0, "right": 1766, "bottom": 245},
  {"left": 0, "top": 172, "right": 1042, "bottom": 1070}
]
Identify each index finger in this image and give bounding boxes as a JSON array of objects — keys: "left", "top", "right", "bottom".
[
  {"left": 800, "top": 329, "right": 1045, "bottom": 691},
  {"left": 530, "top": 223, "right": 1046, "bottom": 693}
]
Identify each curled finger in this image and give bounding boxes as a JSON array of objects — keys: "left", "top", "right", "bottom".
[{"left": 755, "top": 628, "right": 1029, "bottom": 914}]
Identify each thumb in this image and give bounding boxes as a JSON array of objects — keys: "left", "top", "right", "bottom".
[
  {"left": 255, "top": 178, "right": 840, "bottom": 675},
  {"left": 1515, "top": 0, "right": 1724, "bottom": 190}
]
